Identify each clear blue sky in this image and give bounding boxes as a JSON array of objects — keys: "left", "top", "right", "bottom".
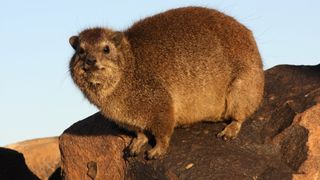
[{"left": 1, "top": 0, "right": 319, "bottom": 146}]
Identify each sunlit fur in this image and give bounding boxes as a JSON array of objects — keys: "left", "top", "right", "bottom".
[{"left": 69, "top": 7, "right": 264, "bottom": 159}]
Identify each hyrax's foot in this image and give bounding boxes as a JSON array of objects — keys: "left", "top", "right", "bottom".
[
  {"left": 147, "top": 135, "right": 170, "bottom": 159},
  {"left": 217, "top": 121, "right": 242, "bottom": 140},
  {"left": 129, "top": 133, "right": 148, "bottom": 156},
  {"left": 147, "top": 144, "right": 168, "bottom": 159}
]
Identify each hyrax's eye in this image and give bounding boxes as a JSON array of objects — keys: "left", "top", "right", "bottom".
[{"left": 103, "top": 46, "right": 110, "bottom": 54}]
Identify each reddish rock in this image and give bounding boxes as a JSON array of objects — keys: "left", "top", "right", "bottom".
[
  {"left": 59, "top": 64, "right": 320, "bottom": 179},
  {"left": 59, "top": 113, "right": 131, "bottom": 180},
  {"left": 291, "top": 104, "right": 320, "bottom": 180}
]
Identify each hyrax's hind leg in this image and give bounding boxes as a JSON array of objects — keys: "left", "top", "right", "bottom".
[{"left": 218, "top": 69, "right": 264, "bottom": 140}]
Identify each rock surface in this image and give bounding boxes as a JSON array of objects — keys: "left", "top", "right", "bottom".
[
  {"left": 3, "top": 137, "right": 60, "bottom": 179},
  {"left": 291, "top": 104, "right": 320, "bottom": 180},
  {"left": 59, "top": 114, "right": 131, "bottom": 180},
  {"left": 59, "top": 64, "right": 320, "bottom": 180},
  {"left": 60, "top": 65, "right": 320, "bottom": 179}
]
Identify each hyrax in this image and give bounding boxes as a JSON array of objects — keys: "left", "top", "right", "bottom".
[{"left": 69, "top": 7, "right": 264, "bottom": 159}]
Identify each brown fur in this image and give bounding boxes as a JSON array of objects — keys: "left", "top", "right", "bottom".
[{"left": 69, "top": 7, "right": 264, "bottom": 159}]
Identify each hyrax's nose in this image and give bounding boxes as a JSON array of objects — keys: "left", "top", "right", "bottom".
[{"left": 85, "top": 55, "right": 96, "bottom": 66}]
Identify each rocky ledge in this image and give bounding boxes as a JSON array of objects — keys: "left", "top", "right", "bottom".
[
  {"left": 59, "top": 64, "right": 320, "bottom": 180},
  {"left": 1, "top": 64, "right": 319, "bottom": 180}
]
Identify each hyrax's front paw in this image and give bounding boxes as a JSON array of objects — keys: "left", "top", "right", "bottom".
[
  {"left": 129, "top": 133, "right": 148, "bottom": 156},
  {"left": 217, "top": 121, "right": 241, "bottom": 140},
  {"left": 147, "top": 145, "right": 167, "bottom": 159},
  {"left": 147, "top": 135, "right": 170, "bottom": 159}
]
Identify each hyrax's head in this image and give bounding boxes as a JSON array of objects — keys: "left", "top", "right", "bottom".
[{"left": 69, "top": 28, "right": 128, "bottom": 97}]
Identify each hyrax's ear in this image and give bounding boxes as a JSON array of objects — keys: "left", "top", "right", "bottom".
[
  {"left": 69, "top": 36, "right": 79, "bottom": 50},
  {"left": 111, "top": 31, "right": 124, "bottom": 46}
]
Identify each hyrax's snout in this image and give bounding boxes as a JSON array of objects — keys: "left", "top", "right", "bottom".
[
  {"left": 83, "top": 54, "right": 97, "bottom": 71},
  {"left": 85, "top": 55, "right": 96, "bottom": 66}
]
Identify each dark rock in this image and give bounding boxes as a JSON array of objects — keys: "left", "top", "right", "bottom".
[
  {"left": 49, "top": 167, "right": 62, "bottom": 180},
  {"left": 5, "top": 137, "right": 61, "bottom": 179},
  {"left": 0, "top": 147, "right": 39, "bottom": 180},
  {"left": 59, "top": 64, "right": 320, "bottom": 179}
]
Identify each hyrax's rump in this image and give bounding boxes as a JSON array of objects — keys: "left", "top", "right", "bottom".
[{"left": 69, "top": 7, "right": 264, "bottom": 159}]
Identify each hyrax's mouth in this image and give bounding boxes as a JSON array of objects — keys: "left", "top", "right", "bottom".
[
  {"left": 82, "top": 63, "right": 103, "bottom": 73},
  {"left": 71, "top": 57, "right": 121, "bottom": 93},
  {"left": 88, "top": 81, "right": 102, "bottom": 89},
  {"left": 82, "top": 68, "right": 104, "bottom": 87},
  {"left": 70, "top": 60, "right": 103, "bottom": 88}
]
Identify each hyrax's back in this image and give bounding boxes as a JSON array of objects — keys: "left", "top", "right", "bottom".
[{"left": 125, "top": 7, "right": 264, "bottom": 128}]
